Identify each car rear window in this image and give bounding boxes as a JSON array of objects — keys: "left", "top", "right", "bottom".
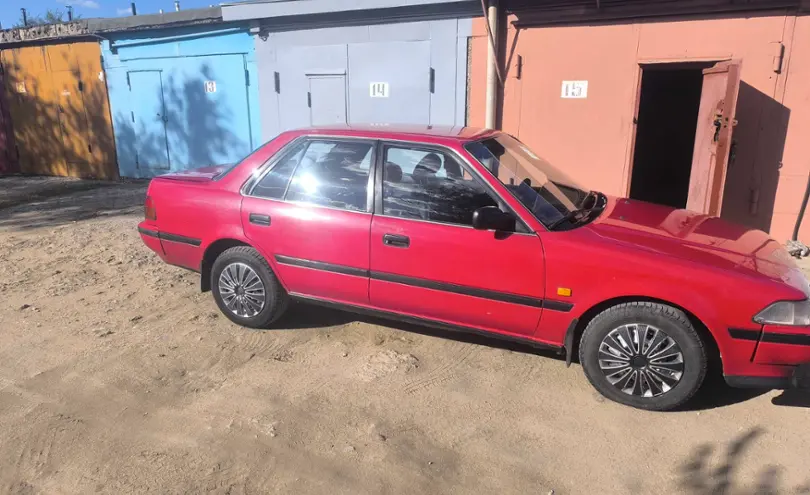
[{"left": 213, "top": 137, "right": 277, "bottom": 181}]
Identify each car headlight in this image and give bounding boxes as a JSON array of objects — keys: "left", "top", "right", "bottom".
[{"left": 753, "top": 300, "right": 810, "bottom": 326}]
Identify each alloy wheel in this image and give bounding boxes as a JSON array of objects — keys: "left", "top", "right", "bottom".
[
  {"left": 218, "top": 262, "right": 266, "bottom": 318},
  {"left": 598, "top": 323, "right": 684, "bottom": 398}
]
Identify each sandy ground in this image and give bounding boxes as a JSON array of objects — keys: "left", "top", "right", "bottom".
[{"left": 0, "top": 176, "right": 809, "bottom": 494}]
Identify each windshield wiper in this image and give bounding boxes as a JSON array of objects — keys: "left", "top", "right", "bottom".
[
  {"left": 579, "top": 190, "right": 599, "bottom": 209},
  {"left": 548, "top": 193, "right": 604, "bottom": 230}
]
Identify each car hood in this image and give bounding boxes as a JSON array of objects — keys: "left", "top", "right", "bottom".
[{"left": 586, "top": 197, "right": 810, "bottom": 297}]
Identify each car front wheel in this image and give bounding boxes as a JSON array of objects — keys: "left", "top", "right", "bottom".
[
  {"left": 211, "top": 246, "right": 289, "bottom": 329},
  {"left": 579, "top": 302, "right": 707, "bottom": 411}
]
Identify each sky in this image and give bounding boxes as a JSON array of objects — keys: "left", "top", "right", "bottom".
[{"left": 0, "top": 0, "right": 222, "bottom": 29}]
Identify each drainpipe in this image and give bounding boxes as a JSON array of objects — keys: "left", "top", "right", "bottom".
[
  {"left": 484, "top": 0, "right": 500, "bottom": 129},
  {"left": 792, "top": 174, "right": 810, "bottom": 241}
]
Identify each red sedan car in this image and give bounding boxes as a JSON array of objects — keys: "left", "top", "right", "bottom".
[{"left": 139, "top": 125, "right": 810, "bottom": 410}]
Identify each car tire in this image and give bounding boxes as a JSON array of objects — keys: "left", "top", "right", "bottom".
[
  {"left": 211, "top": 246, "right": 289, "bottom": 329},
  {"left": 578, "top": 302, "right": 707, "bottom": 411}
]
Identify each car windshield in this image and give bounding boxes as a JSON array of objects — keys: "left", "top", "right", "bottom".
[{"left": 465, "top": 134, "right": 592, "bottom": 228}]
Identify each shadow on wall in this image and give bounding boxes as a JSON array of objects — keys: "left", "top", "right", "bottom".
[
  {"left": 114, "top": 63, "right": 245, "bottom": 178},
  {"left": 678, "top": 427, "right": 810, "bottom": 495},
  {"left": 721, "top": 82, "right": 790, "bottom": 235},
  {"left": 0, "top": 68, "right": 17, "bottom": 174},
  {"left": 0, "top": 44, "right": 118, "bottom": 180}
]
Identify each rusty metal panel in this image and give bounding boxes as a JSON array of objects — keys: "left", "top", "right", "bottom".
[
  {"left": 0, "top": 66, "right": 18, "bottom": 175},
  {"left": 0, "top": 42, "right": 118, "bottom": 179},
  {"left": 687, "top": 60, "right": 742, "bottom": 216},
  {"left": 508, "top": 0, "right": 801, "bottom": 26},
  {"left": 1, "top": 46, "right": 58, "bottom": 176}
]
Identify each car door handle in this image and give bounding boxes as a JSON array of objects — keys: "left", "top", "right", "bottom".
[
  {"left": 249, "top": 213, "right": 271, "bottom": 226},
  {"left": 383, "top": 234, "right": 410, "bottom": 248}
]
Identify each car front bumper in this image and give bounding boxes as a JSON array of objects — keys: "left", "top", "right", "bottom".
[
  {"left": 790, "top": 362, "right": 810, "bottom": 388},
  {"left": 725, "top": 362, "right": 810, "bottom": 389},
  {"left": 724, "top": 322, "right": 810, "bottom": 390}
]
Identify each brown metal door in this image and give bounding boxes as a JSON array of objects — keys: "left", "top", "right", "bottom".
[
  {"left": 686, "top": 61, "right": 742, "bottom": 216},
  {"left": 2, "top": 46, "right": 68, "bottom": 176},
  {"left": 52, "top": 70, "right": 93, "bottom": 177},
  {"left": 0, "top": 65, "right": 18, "bottom": 174}
]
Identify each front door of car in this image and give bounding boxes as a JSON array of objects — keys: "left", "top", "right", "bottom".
[
  {"left": 369, "top": 143, "right": 546, "bottom": 337},
  {"left": 242, "top": 137, "right": 376, "bottom": 306}
]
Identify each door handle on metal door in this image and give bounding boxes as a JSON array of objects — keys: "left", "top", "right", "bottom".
[
  {"left": 383, "top": 234, "right": 410, "bottom": 248},
  {"left": 249, "top": 213, "right": 271, "bottom": 226}
]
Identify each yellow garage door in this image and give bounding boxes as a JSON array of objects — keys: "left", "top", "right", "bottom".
[{"left": 0, "top": 42, "right": 117, "bottom": 179}]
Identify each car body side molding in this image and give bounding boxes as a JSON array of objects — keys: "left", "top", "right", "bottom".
[
  {"left": 728, "top": 328, "right": 761, "bottom": 341},
  {"left": 138, "top": 226, "right": 202, "bottom": 247},
  {"left": 275, "top": 254, "right": 574, "bottom": 312}
]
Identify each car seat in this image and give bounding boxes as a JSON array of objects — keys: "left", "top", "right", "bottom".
[
  {"left": 413, "top": 153, "right": 441, "bottom": 185},
  {"left": 444, "top": 158, "right": 463, "bottom": 179}
]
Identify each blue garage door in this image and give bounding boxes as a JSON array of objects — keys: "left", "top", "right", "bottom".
[
  {"left": 128, "top": 70, "right": 171, "bottom": 170},
  {"left": 125, "top": 54, "right": 253, "bottom": 172},
  {"left": 162, "top": 54, "right": 253, "bottom": 169}
]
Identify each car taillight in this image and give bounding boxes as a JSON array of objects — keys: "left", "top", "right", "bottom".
[{"left": 144, "top": 196, "right": 157, "bottom": 221}]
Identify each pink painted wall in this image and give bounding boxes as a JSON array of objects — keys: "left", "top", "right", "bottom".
[
  {"left": 776, "top": 15, "right": 810, "bottom": 241},
  {"left": 470, "top": 12, "right": 810, "bottom": 242}
]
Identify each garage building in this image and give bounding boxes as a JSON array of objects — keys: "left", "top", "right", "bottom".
[
  {"left": 469, "top": 0, "right": 810, "bottom": 242},
  {"left": 221, "top": 0, "right": 478, "bottom": 142},
  {"left": 99, "top": 8, "right": 261, "bottom": 178}
]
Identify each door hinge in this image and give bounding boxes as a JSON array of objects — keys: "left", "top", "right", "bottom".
[
  {"left": 244, "top": 69, "right": 250, "bottom": 86},
  {"left": 773, "top": 42, "right": 785, "bottom": 74},
  {"left": 307, "top": 91, "right": 312, "bottom": 108},
  {"left": 429, "top": 67, "right": 435, "bottom": 93},
  {"left": 274, "top": 71, "right": 280, "bottom": 93},
  {"left": 126, "top": 72, "right": 131, "bottom": 90},
  {"left": 77, "top": 81, "right": 84, "bottom": 92},
  {"left": 131, "top": 111, "right": 135, "bottom": 123}
]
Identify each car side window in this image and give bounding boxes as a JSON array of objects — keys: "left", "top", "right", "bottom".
[
  {"left": 382, "top": 145, "right": 499, "bottom": 226},
  {"left": 284, "top": 140, "right": 373, "bottom": 212},
  {"left": 251, "top": 141, "right": 307, "bottom": 199}
]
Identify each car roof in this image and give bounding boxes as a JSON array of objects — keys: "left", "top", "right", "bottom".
[{"left": 284, "top": 124, "right": 499, "bottom": 144}]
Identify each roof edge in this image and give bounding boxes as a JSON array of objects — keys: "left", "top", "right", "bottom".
[
  {"left": 0, "top": 6, "right": 222, "bottom": 46},
  {"left": 222, "top": 0, "right": 478, "bottom": 21}
]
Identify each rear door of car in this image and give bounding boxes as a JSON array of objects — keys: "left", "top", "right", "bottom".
[
  {"left": 368, "top": 140, "right": 547, "bottom": 338},
  {"left": 241, "top": 136, "right": 376, "bottom": 306}
]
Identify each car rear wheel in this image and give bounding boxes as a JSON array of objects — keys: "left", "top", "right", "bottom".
[
  {"left": 211, "top": 246, "right": 289, "bottom": 329},
  {"left": 579, "top": 302, "right": 707, "bottom": 411}
]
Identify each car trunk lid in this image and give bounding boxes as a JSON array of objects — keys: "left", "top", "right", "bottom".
[{"left": 155, "top": 165, "right": 229, "bottom": 183}]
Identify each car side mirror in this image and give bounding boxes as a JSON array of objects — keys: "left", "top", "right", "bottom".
[{"left": 472, "top": 206, "right": 516, "bottom": 232}]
